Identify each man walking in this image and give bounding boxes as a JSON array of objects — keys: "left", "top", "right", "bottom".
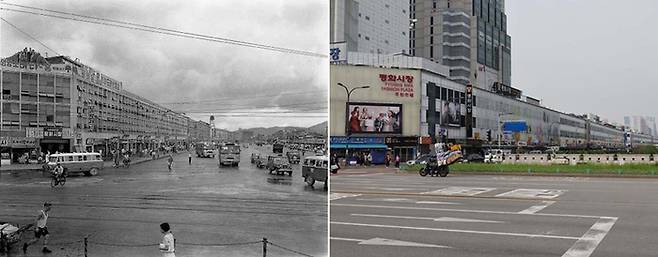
[
  {"left": 395, "top": 154, "right": 401, "bottom": 168},
  {"left": 23, "top": 202, "right": 52, "bottom": 253},
  {"left": 188, "top": 152, "right": 192, "bottom": 165},
  {"left": 167, "top": 154, "right": 174, "bottom": 172},
  {"left": 159, "top": 223, "right": 175, "bottom": 257}
]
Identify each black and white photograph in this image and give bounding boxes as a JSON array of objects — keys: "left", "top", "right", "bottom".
[{"left": 0, "top": 1, "right": 328, "bottom": 256}]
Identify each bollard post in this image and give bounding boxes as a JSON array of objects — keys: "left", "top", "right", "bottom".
[
  {"left": 262, "top": 237, "right": 267, "bottom": 257},
  {"left": 84, "top": 236, "right": 88, "bottom": 257}
]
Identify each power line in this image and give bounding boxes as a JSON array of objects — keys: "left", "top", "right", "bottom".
[
  {"left": 0, "top": 2, "right": 327, "bottom": 58},
  {"left": 158, "top": 91, "right": 325, "bottom": 105},
  {"left": 0, "top": 17, "right": 61, "bottom": 56}
]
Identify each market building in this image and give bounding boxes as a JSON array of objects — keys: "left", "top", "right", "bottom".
[
  {"left": 330, "top": 64, "right": 422, "bottom": 163},
  {"left": 1, "top": 48, "right": 211, "bottom": 165}
]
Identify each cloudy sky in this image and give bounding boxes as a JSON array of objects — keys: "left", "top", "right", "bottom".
[
  {"left": 1, "top": 0, "right": 328, "bottom": 131},
  {"left": 506, "top": 0, "right": 658, "bottom": 124}
]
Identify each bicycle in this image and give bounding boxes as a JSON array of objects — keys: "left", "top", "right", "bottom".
[{"left": 50, "top": 171, "right": 66, "bottom": 188}]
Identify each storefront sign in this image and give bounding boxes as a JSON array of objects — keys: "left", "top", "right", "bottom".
[
  {"left": 330, "top": 136, "right": 384, "bottom": 145},
  {"left": 420, "top": 136, "right": 433, "bottom": 145},
  {"left": 465, "top": 84, "right": 473, "bottom": 137},
  {"left": 44, "top": 127, "right": 63, "bottom": 138},
  {"left": 384, "top": 136, "right": 418, "bottom": 146},
  {"left": 378, "top": 73, "right": 415, "bottom": 98},
  {"left": 0, "top": 137, "right": 37, "bottom": 147}
]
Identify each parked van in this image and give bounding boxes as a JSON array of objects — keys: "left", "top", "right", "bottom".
[
  {"left": 302, "top": 156, "right": 328, "bottom": 189},
  {"left": 43, "top": 153, "right": 103, "bottom": 176}
]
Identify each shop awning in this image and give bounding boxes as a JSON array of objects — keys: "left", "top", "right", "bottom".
[{"left": 330, "top": 144, "right": 388, "bottom": 149}]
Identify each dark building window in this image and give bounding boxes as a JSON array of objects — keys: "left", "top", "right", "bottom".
[
  {"left": 430, "top": 46, "right": 434, "bottom": 59},
  {"left": 441, "top": 87, "right": 447, "bottom": 100},
  {"left": 430, "top": 16, "right": 434, "bottom": 25},
  {"left": 430, "top": 36, "right": 433, "bottom": 44}
]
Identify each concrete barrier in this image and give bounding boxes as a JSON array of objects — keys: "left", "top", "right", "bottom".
[{"left": 502, "top": 154, "right": 656, "bottom": 165}]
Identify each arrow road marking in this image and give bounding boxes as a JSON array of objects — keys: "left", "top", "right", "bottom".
[
  {"left": 422, "top": 187, "right": 496, "bottom": 196},
  {"left": 330, "top": 237, "right": 452, "bottom": 248},
  {"left": 518, "top": 201, "right": 556, "bottom": 214},
  {"left": 496, "top": 189, "right": 566, "bottom": 199},
  {"left": 351, "top": 213, "right": 504, "bottom": 223},
  {"left": 330, "top": 193, "right": 361, "bottom": 201}
]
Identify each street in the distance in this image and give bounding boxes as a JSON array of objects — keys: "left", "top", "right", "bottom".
[
  {"left": 1, "top": 144, "right": 327, "bottom": 257},
  {"left": 330, "top": 168, "right": 658, "bottom": 257}
]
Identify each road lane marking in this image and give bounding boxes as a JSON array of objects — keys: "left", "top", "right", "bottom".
[
  {"left": 331, "top": 222, "right": 580, "bottom": 240},
  {"left": 331, "top": 203, "right": 604, "bottom": 219},
  {"left": 518, "top": 201, "right": 556, "bottom": 214},
  {"left": 496, "top": 189, "right": 566, "bottom": 199},
  {"left": 422, "top": 187, "right": 496, "bottom": 196},
  {"left": 330, "top": 193, "right": 362, "bottom": 201},
  {"left": 356, "top": 198, "right": 411, "bottom": 202},
  {"left": 562, "top": 217, "right": 618, "bottom": 257},
  {"left": 351, "top": 214, "right": 504, "bottom": 223},
  {"left": 330, "top": 237, "right": 452, "bottom": 248},
  {"left": 415, "top": 201, "right": 461, "bottom": 205}
]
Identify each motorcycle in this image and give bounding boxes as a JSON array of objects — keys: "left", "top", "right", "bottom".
[{"left": 419, "top": 150, "right": 463, "bottom": 178}]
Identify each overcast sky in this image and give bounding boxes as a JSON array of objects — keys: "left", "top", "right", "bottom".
[
  {"left": 507, "top": 0, "right": 658, "bottom": 124},
  {"left": 1, "top": 0, "right": 328, "bottom": 131}
]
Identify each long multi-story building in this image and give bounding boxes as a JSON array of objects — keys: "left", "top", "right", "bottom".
[
  {"left": 1, "top": 48, "right": 210, "bottom": 164},
  {"left": 330, "top": 53, "right": 653, "bottom": 162},
  {"left": 410, "top": 0, "right": 511, "bottom": 88}
]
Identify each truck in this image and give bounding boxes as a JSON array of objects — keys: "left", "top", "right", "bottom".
[
  {"left": 195, "top": 143, "right": 215, "bottom": 158},
  {"left": 218, "top": 143, "right": 240, "bottom": 166},
  {"left": 272, "top": 143, "right": 284, "bottom": 154}
]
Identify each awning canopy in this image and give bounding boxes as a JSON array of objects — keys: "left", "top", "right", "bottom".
[{"left": 330, "top": 144, "right": 388, "bottom": 149}]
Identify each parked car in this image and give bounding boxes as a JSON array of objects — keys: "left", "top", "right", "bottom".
[
  {"left": 406, "top": 154, "right": 433, "bottom": 165},
  {"left": 286, "top": 151, "right": 301, "bottom": 164},
  {"left": 464, "top": 153, "right": 485, "bottom": 163}
]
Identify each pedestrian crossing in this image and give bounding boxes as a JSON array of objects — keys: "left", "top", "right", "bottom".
[{"left": 418, "top": 186, "right": 566, "bottom": 199}]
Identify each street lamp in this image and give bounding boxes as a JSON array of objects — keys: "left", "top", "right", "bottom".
[
  {"left": 336, "top": 83, "right": 370, "bottom": 160},
  {"left": 497, "top": 112, "right": 514, "bottom": 150}
]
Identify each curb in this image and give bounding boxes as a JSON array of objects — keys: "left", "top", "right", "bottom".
[{"left": 394, "top": 170, "right": 658, "bottom": 179}]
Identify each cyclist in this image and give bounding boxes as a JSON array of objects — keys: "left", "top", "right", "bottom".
[{"left": 53, "top": 163, "right": 65, "bottom": 181}]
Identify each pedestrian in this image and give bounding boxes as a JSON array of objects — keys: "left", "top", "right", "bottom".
[
  {"left": 395, "top": 154, "right": 400, "bottom": 168},
  {"left": 23, "top": 202, "right": 53, "bottom": 253},
  {"left": 366, "top": 153, "right": 373, "bottom": 166},
  {"left": 188, "top": 152, "right": 192, "bottom": 165},
  {"left": 385, "top": 154, "right": 390, "bottom": 168},
  {"left": 158, "top": 223, "right": 175, "bottom": 257},
  {"left": 167, "top": 154, "right": 174, "bottom": 172}
]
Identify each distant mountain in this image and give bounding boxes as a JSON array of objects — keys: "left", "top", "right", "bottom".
[{"left": 307, "top": 121, "right": 327, "bottom": 135}]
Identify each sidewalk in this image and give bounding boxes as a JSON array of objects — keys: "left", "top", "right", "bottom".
[
  {"left": 0, "top": 152, "right": 183, "bottom": 173},
  {"left": 333, "top": 165, "right": 403, "bottom": 175}
]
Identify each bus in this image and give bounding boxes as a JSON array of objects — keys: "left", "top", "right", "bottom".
[
  {"left": 43, "top": 153, "right": 103, "bottom": 176},
  {"left": 219, "top": 143, "right": 241, "bottom": 166},
  {"left": 195, "top": 142, "right": 215, "bottom": 158}
]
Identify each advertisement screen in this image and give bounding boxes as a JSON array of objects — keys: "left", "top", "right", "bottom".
[
  {"left": 439, "top": 99, "right": 461, "bottom": 127},
  {"left": 347, "top": 103, "right": 402, "bottom": 134}
]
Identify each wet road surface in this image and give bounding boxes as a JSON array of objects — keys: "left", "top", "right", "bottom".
[{"left": 0, "top": 145, "right": 327, "bottom": 257}]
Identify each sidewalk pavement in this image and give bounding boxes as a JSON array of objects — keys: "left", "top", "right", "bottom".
[
  {"left": 332, "top": 165, "right": 402, "bottom": 175},
  {"left": 0, "top": 152, "right": 183, "bottom": 173}
]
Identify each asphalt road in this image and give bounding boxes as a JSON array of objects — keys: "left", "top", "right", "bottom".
[
  {"left": 330, "top": 167, "right": 658, "bottom": 257},
  {"left": 0, "top": 145, "right": 327, "bottom": 257}
]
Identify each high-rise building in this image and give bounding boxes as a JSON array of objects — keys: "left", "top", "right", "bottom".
[
  {"left": 624, "top": 116, "right": 657, "bottom": 137},
  {"left": 330, "top": 0, "right": 409, "bottom": 55},
  {"left": 410, "top": 0, "right": 511, "bottom": 88}
]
